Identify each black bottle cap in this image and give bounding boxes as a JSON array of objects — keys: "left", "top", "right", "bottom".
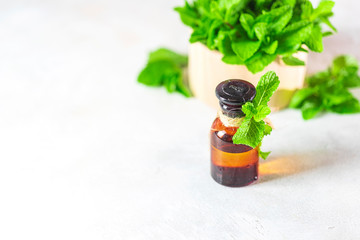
[{"left": 215, "top": 79, "right": 256, "bottom": 118}]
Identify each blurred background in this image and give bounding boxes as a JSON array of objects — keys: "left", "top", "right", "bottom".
[{"left": 0, "top": 0, "right": 359, "bottom": 239}]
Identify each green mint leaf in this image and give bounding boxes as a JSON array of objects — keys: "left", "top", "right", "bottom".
[
  {"left": 322, "top": 31, "right": 333, "bottom": 37},
  {"left": 271, "top": 6, "right": 293, "bottom": 33},
  {"left": 282, "top": 55, "right": 305, "bottom": 66},
  {"left": 320, "top": 16, "right": 337, "bottom": 32},
  {"left": 282, "top": 0, "right": 296, "bottom": 7},
  {"left": 138, "top": 48, "right": 192, "bottom": 97},
  {"left": 262, "top": 40, "right": 278, "bottom": 55},
  {"left": 245, "top": 52, "right": 277, "bottom": 73},
  {"left": 281, "top": 20, "right": 311, "bottom": 34},
  {"left": 195, "top": 0, "right": 211, "bottom": 13},
  {"left": 330, "top": 98, "right": 360, "bottom": 114},
  {"left": 149, "top": 48, "right": 187, "bottom": 66},
  {"left": 254, "top": 105, "right": 271, "bottom": 122},
  {"left": 222, "top": 55, "right": 245, "bottom": 65},
  {"left": 210, "top": 2, "right": 224, "bottom": 21},
  {"left": 277, "top": 21, "right": 312, "bottom": 54},
  {"left": 242, "top": 102, "right": 271, "bottom": 123},
  {"left": 231, "top": 40, "right": 261, "bottom": 62},
  {"left": 138, "top": 60, "right": 177, "bottom": 86},
  {"left": 164, "top": 74, "right": 178, "bottom": 93},
  {"left": 301, "top": 98, "right": 323, "bottom": 120},
  {"left": 259, "top": 150, "right": 271, "bottom": 160},
  {"left": 323, "top": 89, "right": 354, "bottom": 107},
  {"left": 264, "top": 124, "right": 272, "bottom": 136},
  {"left": 312, "top": 0, "right": 335, "bottom": 20},
  {"left": 331, "top": 55, "right": 359, "bottom": 77},
  {"left": 258, "top": 5, "right": 293, "bottom": 34},
  {"left": 254, "top": 0, "right": 271, "bottom": 10},
  {"left": 328, "top": 55, "right": 360, "bottom": 88},
  {"left": 189, "top": 17, "right": 213, "bottom": 43},
  {"left": 216, "top": 30, "right": 236, "bottom": 56},
  {"left": 300, "top": 1, "right": 313, "bottom": 19},
  {"left": 254, "top": 22, "right": 267, "bottom": 42},
  {"left": 306, "top": 70, "right": 329, "bottom": 87},
  {"left": 174, "top": 2, "right": 199, "bottom": 28},
  {"left": 206, "top": 20, "right": 223, "bottom": 50},
  {"left": 289, "top": 88, "right": 317, "bottom": 108},
  {"left": 224, "top": 0, "right": 250, "bottom": 24},
  {"left": 253, "top": 71, "right": 280, "bottom": 107},
  {"left": 218, "top": 0, "right": 244, "bottom": 10},
  {"left": 343, "top": 75, "right": 360, "bottom": 88},
  {"left": 305, "top": 24, "right": 324, "bottom": 52},
  {"left": 240, "top": 13, "right": 255, "bottom": 38},
  {"left": 189, "top": 30, "right": 206, "bottom": 43},
  {"left": 232, "top": 117, "right": 265, "bottom": 148},
  {"left": 242, "top": 102, "right": 256, "bottom": 118}
]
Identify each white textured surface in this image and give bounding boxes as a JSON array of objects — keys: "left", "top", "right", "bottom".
[{"left": 0, "top": 0, "right": 360, "bottom": 239}]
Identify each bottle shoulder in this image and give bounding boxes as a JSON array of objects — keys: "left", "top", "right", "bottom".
[{"left": 211, "top": 117, "right": 254, "bottom": 153}]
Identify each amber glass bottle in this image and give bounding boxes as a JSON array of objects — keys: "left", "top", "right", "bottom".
[{"left": 210, "top": 79, "right": 259, "bottom": 187}]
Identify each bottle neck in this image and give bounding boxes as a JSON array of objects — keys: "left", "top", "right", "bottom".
[
  {"left": 219, "top": 102, "right": 245, "bottom": 118},
  {"left": 218, "top": 110, "right": 244, "bottom": 128}
]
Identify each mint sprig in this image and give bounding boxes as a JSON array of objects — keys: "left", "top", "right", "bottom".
[
  {"left": 175, "top": 0, "right": 336, "bottom": 73},
  {"left": 290, "top": 55, "right": 360, "bottom": 119},
  {"left": 138, "top": 48, "right": 192, "bottom": 97},
  {"left": 232, "top": 71, "right": 280, "bottom": 159}
]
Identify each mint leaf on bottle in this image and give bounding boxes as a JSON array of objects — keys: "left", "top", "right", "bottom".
[
  {"left": 252, "top": 71, "right": 280, "bottom": 107},
  {"left": 232, "top": 116, "right": 266, "bottom": 149},
  {"left": 233, "top": 71, "right": 280, "bottom": 159},
  {"left": 259, "top": 151, "right": 271, "bottom": 160}
]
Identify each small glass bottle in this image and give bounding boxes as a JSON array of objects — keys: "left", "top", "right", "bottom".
[{"left": 210, "top": 79, "right": 259, "bottom": 187}]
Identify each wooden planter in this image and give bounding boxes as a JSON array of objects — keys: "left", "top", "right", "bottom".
[{"left": 188, "top": 43, "right": 308, "bottom": 111}]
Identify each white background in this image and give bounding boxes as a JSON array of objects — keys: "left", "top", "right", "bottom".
[{"left": 0, "top": 0, "right": 359, "bottom": 239}]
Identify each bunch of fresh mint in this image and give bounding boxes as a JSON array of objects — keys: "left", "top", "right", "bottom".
[
  {"left": 175, "top": 0, "right": 335, "bottom": 73},
  {"left": 137, "top": 48, "right": 192, "bottom": 97},
  {"left": 290, "top": 55, "right": 360, "bottom": 120},
  {"left": 233, "top": 71, "right": 280, "bottom": 159}
]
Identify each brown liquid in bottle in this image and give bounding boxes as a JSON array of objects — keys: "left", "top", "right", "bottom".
[{"left": 210, "top": 117, "right": 259, "bottom": 187}]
